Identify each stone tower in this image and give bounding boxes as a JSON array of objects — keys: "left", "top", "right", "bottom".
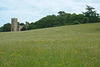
[{"left": 11, "top": 18, "right": 18, "bottom": 31}]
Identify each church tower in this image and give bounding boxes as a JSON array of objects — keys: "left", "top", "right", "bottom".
[{"left": 11, "top": 18, "right": 18, "bottom": 31}]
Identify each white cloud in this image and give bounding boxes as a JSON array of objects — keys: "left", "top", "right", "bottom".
[{"left": 0, "top": 0, "right": 100, "bottom": 27}]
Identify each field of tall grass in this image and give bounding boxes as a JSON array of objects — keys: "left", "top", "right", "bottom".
[{"left": 0, "top": 23, "right": 100, "bottom": 67}]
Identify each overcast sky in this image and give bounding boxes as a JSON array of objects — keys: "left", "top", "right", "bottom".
[{"left": 0, "top": 0, "right": 100, "bottom": 27}]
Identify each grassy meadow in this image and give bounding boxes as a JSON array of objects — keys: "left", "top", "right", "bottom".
[{"left": 0, "top": 23, "right": 100, "bottom": 67}]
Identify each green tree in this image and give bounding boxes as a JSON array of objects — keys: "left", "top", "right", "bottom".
[
  {"left": 0, "top": 26, "right": 3, "bottom": 32},
  {"left": 35, "top": 15, "right": 57, "bottom": 28},
  {"left": 56, "top": 13, "right": 72, "bottom": 25},
  {"left": 58, "top": 11, "right": 65, "bottom": 15},
  {"left": 21, "top": 26, "right": 27, "bottom": 31},
  {"left": 2, "top": 23, "right": 11, "bottom": 32},
  {"left": 28, "top": 24, "right": 37, "bottom": 30},
  {"left": 73, "top": 20, "right": 80, "bottom": 25},
  {"left": 83, "top": 5, "right": 99, "bottom": 23},
  {"left": 84, "top": 17, "right": 89, "bottom": 23},
  {"left": 19, "top": 23, "right": 25, "bottom": 25}
]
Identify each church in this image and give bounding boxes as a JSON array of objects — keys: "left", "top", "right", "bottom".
[{"left": 11, "top": 18, "right": 23, "bottom": 31}]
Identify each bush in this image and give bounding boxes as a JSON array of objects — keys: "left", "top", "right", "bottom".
[{"left": 73, "top": 20, "right": 80, "bottom": 25}]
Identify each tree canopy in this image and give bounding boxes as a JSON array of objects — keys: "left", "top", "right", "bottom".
[
  {"left": 2, "top": 23, "right": 11, "bottom": 32},
  {"left": 83, "top": 5, "right": 99, "bottom": 23}
]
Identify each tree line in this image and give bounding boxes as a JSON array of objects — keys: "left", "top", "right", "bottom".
[{"left": 0, "top": 5, "right": 100, "bottom": 32}]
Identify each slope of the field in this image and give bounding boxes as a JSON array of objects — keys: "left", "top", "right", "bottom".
[{"left": 0, "top": 23, "right": 100, "bottom": 67}]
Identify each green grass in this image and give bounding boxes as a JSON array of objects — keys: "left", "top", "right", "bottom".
[{"left": 0, "top": 23, "right": 100, "bottom": 67}]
